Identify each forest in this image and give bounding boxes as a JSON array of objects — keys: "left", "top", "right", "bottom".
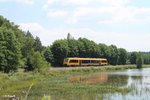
[{"left": 0, "top": 15, "right": 150, "bottom": 73}]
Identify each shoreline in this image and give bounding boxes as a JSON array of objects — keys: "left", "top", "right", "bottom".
[{"left": 49, "top": 65, "right": 150, "bottom": 73}]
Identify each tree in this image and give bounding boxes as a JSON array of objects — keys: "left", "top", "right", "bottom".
[
  {"left": 130, "top": 52, "right": 138, "bottom": 64},
  {"left": 21, "top": 31, "right": 34, "bottom": 58},
  {"left": 33, "top": 36, "right": 43, "bottom": 52},
  {"left": 0, "top": 28, "right": 6, "bottom": 71},
  {"left": 136, "top": 52, "right": 143, "bottom": 68},
  {"left": 26, "top": 49, "right": 49, "bottom": 72},
  {"left": 98, "top": 43, "right": 111, "bottom": 60},
  {"left": 67, "top": 33, "right": 79, "bottom": 57},
  {"left": 78, "top": 38, "right": 99, "bottom": 58},
  {"left": 68, "top": 39, "right": 79, "bottom": 57},
  {"left": 143, "top": 53, "right": 150, "bottom": 64},
  {"left": 67, "top": 33, "right": 74, "bottom": 41},
  {"left": 0, "top": 16, "right": 4, "bottom": 27},
  {"left": 51, "top": 39, "right": 68, "bottom": 66},
  {"left": 43, "top": 47, "right": 53, "bottom": 65},
  {"left": 118, "top": 48, "right": 127, "bottom": 65},
  {"left": 77, "top": 38, "right": 86, "bottom": 57},
  {"left": 109, "top": 45, "right": 119, "bottom": 65},
  {"left": 0, "top": 28, "right": 21, "bottom": 73},
  {"left": 0, "top": 15, "right": 48, "bottom": 72}
]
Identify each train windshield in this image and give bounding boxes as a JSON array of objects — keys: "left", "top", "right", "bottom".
[{"left": 64, "top": 58, "right": 68, "bottom": 62}]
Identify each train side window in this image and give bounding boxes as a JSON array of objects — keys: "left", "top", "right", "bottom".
[
  {"left": 82, "top": 60, "right": 90, "bottom": 63},
  {"left": 69, "top": 60, "right": 78, "bottom": 63},
  {"left": 90, "top": 60, "right": 99, "bottom": 63},
  {"left": 91, "top": 60, "right": 94, "bottom": 63},
  {"left": 96, "top": 60, "right": 99, "bottom": 63}
]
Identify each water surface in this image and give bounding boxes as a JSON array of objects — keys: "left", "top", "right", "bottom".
[
  {"left": 103, "top": 68, "right": 150, "bottom": 100},
  {"left": 68, "top": 68, "right": 150, "bottom": 100}
]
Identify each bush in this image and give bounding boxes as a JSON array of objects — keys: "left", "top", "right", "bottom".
[{"left": 26, "top": 49, "right": 49, "bottom": 72}]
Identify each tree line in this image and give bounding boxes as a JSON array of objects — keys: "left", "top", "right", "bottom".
[
  {"left": 0, "top": 16, "right": 150, "bottom": 73},
  {"left": 47, "top": 33, "right": 150, "bottom": 67},
  {"left": 0, "top": 16, "right": 48, "bottom": 73}
]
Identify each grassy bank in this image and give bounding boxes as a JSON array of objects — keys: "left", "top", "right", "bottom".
[
  {"left": 49, "top": 65, "right": 150, "bottom": 74},
  {"left": 0, "top": 65, "right": 150, "bottom": 100}
]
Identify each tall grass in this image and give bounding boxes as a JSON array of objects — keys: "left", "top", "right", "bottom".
[{"left": 0, "top": 65, "right": 150, "bottom": 99}]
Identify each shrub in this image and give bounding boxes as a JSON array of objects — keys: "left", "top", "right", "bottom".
[{"left": 26, "top": 49, "right": 49, "bottom": 72}]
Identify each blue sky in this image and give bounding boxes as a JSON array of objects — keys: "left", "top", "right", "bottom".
[{"left": 0, "top": 0, "right": 150, "bottom": 51}]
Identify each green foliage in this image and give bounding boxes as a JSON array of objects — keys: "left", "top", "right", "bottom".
[
  {"left": 51, "top": 39, "right": 68, "bottom": 66},
  {"left": 136, "top": 52, "right": 143, "bottom": 69},
  {"left": 0, "top": 27, "right": 21, "bottom": 73},
  {"left": 43, "top": 47, "right": 53, "bottom": 64},
  {"left": 0, "top": 15, "right": 49, "bottom": 73},
  {"left": 26, "top": 49, "right": 49, "bottom": 72},
  {"left": 109, "top": 45, "right": 119, "bottom": 65},
  {"left": 68, "top": 38, "right": 79, "bottom": 57},
  {"left": 0, "top": 29, "right": 5, "bottom": 71},
  {"left": 143, "top": 53, "right": 150, "bottom": 64},
  {"left": 78, "top": 38, "right": 99, "bottom": 58},
  {"left": 98, "top": 43, "right": 111, "bottom": 59},
  {"left": 118, "top": 48, "right": 127, "bottom": 65},
  {"left": 21, "top": 31, "right": 34, "bottom": 59},
  {"left": 33, "top": 36, "right": 43, "bottom": 52},
  {"left": 130, "top": 52, "right": 138, "bottom": 64}
]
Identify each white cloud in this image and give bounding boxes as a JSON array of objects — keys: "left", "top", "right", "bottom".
[
  {"left": 64, "top": 0, "right": 92, "bottom": 5},
  {"left": 16, "top": 0, "right": 34, "bottom": 4},
  {"left": 19, "top": 22, "right": 52, "bottom": 46},
  {"left": 73, "top": 6, "right": 150, "bottom": 24},
  {"left": 19, "top": 23, "right": 47, "bottom": 35},
  {"left": 47, "top": 10, "right": 68, "bottom": 18},
  {"left": 43, "top": 0, "right": 150, "bottom": 24},
  {"left": 45, "top": 0, "right": 131, "bottom": 6},
  {"left": 99, "top": 0, "right": 131, "bottom": 6},
  {"left": 47, "top": 0, "right": 55, "bottom": 4},
  {"left": 65, "top": 17, "right": 78, "bottom": 24},
  {"left": 46, "top": 0, "right": 92, "bottom": 6},
  {"left": 0, "top": 0, "right": 34, "bottom": 4}
]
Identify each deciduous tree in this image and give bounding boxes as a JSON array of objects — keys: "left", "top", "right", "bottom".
[{"left": 51, "top": 39, "right": 68, "bottom": 66}]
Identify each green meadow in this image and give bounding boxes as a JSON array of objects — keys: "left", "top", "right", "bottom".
[{"left": 1, "top": 65, "right": 150, "bottom": 100}]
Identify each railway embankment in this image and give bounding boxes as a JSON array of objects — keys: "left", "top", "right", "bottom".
[{"left": 49, "top": 65, "right": 150, "bottom": 73}]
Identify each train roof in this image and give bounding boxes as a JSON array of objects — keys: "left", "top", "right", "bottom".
[{"left": 65, "top": 57, "right": 107, "bottom": 60}]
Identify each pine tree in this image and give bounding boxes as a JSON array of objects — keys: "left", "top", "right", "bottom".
[{"left": 33, "top": 36, "right": 43, "bottom": 52}]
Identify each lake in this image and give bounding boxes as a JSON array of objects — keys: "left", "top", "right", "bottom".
[{"left": 68, "top": 68, "right": 150, "bottom": 100}]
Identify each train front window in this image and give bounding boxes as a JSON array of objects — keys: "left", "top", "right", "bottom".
[{"left": 64, "top": 58, "right": 68, "bottom": 62}]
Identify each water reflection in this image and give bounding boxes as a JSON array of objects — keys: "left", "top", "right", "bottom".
[
  {"left": 68, "top": 73, "right": 108, "bottom": 84},
  {"left": 103, "top": 68, "right": 150, "bottom": 100},
  {"left": 68, "top": 73, "right": 128, "bottom": 86},
  {"left": 68, "top": 68, "right": 150, "bottom": 100}
]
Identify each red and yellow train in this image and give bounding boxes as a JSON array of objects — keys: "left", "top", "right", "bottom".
[{"left": 63, "top": 57, "right": 108, "bottom": 66}]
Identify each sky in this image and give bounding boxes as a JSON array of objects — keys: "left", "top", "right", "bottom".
[{"left": 0, "top": 0, "right": 150, "bottom": 51}]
